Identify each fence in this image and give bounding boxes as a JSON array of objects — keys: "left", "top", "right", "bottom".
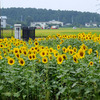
[
  {"left": 0, "top": 27, "right": 35, "bottom": 40},
  {"left": 0, "top": 28, "right": 14, "bottom": 38}
]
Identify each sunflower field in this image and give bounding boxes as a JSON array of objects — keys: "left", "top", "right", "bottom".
[{"left": 0, "top": 32, "right": 100, "bottom": 100}]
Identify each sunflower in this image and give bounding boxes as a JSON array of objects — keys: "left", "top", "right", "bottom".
[
  {"left": 0, "top": 51, "right": 2, "bottom": 54},
  {"left": 80, "top": 44, "right": 87, "bottom": 51},
  {"left": 7, "top": 48, "right": 10, "bottom": 53},
  {"left": 57, "top": 45, "right": 60, "bottom": 50},
  {"left": 75, "top": 53, "right": 80, "bottom": 59},
  {"left": 29, "top": 41, "right": 32, "bottom": 45},
  {"left": 61, "top": 39, "right": 64, "bottom": 43},
  {"left": 48, "top": 54, "right": 53, "bottom": 60},
  {"left": 54, "top": 52, "right": 59, "bottom": 57},
  {"left": 5, "top": 43, "right": 8, "bottom": 47},
  {"left": 73, "top": 47, "right": 77, "bottom": 53},
  {"left": 31, "top": 47, "right": 35, "bottom": 51},
  {"left": 40, "top": 46, "right": 44, "bottom": 50},
  {"left": 28, "top": 54, "right": 33, "bottom": 60},
  {"left": 49, "top": 48, "right": 53, "bottom": 53},
  {"left": 32, "top": 54, "right": 36, "bottom": 60},
  {"left": 37, "top": 48, "right": 40, "bottom": 53},
  {"left": 42, "top": 57, "right": 48, "bottom": 64},
  {"left": 23, "top": 50, "right": 27, "bottom": 56},
  {"left": 19, "top": 58, "right": 25, "bottom": 66},
  {"left": 45, "top": 46, "right": 48, "bottom": 50},
  {"left": 34, "top": 41, "right": 39, "bottom": 46},
  {"left": 62, "top": 47, "right": 66, "bottom": 53},
  {"left": 65, "top": 48, "right": 69, "bottom": 53},
  {"left": 89, "top": 61, "right": 94, "bottom": 66},
  {"left": 73, "top": 55, "right": 78, "bottom": 63},
  {"left": 60, "top": 41, "right": 63, "bottom": 44},
  {"left": 88, "top": 48, "right": 92, "bottom": 55},
  {"left": 69, "top": 49, "right": 73, "bottom": 55},
  {"left": 13, "top": 48, "right": 19, "bottom": 54},
  {"left": 38, "top": 38, "right": 42, "bottom": 41},
  {"left": 0, "top": 44, "right": 4, "bottom": 48},
  {"left": 62, "top": 54, "right": 67, "bottom": 60},
  {"left": 28, "top": 50, "right": 32, "bottom": 54},
  {"left": 19, "top": 49, "right": 22, "bottom": 54},
  {"left": 32, "top": 50, "right": 37, "bottom": 54},
  {"left": 96, "top": 50, "right": 98, "bottom": 57},
  {"left": 57, "top": 55, "right": 63, "bottom": 64},
  {"left": 68, "top": 45, "right": 72, "bottom": 49},
  {"left": 0, "top": 55, "right": 3, "bottom": 60},
  {"left": 34, "top": 46, "right": 38, "bottom": 50},
  {"left": 8, "top": 58, "right": 15, "bottom": 65},
  {"left": 46, "top": 51, "right": 49, "bottom": 56},
  {"left": 78, "top": 49, "right": 85, "bottom": 59},
  {"left": 40, "top": 50, "right": 47, "bottom": 57},
  {"left": 15, "top": 53, "right": 20, "bottom": 58}
]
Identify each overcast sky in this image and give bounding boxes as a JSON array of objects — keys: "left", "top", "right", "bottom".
[{"left": 1, "top": 0, "right": 100, "bottom": 13}]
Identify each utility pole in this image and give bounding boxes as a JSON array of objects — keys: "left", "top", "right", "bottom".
[
  {"left": 21, "top": 15, "right": 23, "bottom": 22},
  {"left": 72, "top": 16, "right": 73, "bottom": 24}
]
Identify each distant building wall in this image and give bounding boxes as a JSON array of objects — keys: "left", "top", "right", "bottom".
[
  {"left": 30, "top": 20, "right": 63, "bottom": 29},
  {"left": 85, "top": 23, "right": 97, "bottom": 27},
  {"left": 0, "top": 16, "right": 7, "bottom": 28}
]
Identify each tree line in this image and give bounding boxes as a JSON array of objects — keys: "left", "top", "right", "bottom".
[{"left": 1, "top": 7, "right": 100, "bottom": 27}]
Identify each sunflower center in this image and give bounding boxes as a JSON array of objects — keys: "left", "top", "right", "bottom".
[
  {"left": 42, "top": 52, "right": 45, "bottom": 55},
  {"left": 17, "top": 54, "right": 19, "bottom": 57},
  {"left": 63, "top": 56, "right": 66, "bottom": 59},
  {"left": 74, "top": 57, "right": 77, "bottom": 61},
  {"left": 10, "top": 60, "right": 13, "bottom": 63},
  {"left": 80, "top": 52, "right": 83, "bottom": 56},
  {"left": 59, "top": 57, "right": 62, "bottom": 62},
  {"left": 29, "top": 56, "right": 32, "bottom": 59},
  {"left": 21, "top": 60, "right": 24, "bottom": 64},
  {"left": 33, "top": 55, "right": 35, "bottom": 58},
  {"left": 24, "top": 51, "right": 26, "bottom": 55},
  {"left": 15, "top": 50, "right": 18, "bottom": 53},
  {"left": 44, "top": 59, "right": 46, "bottom": 62}
]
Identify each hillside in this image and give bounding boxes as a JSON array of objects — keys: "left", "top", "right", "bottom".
[{"left": 1, "top": 8, "right": 100, "bottom": 26}]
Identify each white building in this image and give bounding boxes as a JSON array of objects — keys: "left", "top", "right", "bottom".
[
  {"left": 30, "top": 20, "right": 63, "bottom": 29},
  {"left": 47, "top": 20, "right": 63, "bottom": 26},
  {"left": 85, "top": 23, "right": 91, "bottom": 27},
  {"left": 30, "top": 22, "right": 47, "bottom": 29},
  {"left": 92, "top": 23, "right": 97, "bottom": 27},
  {"left": 85, "top": 23, "right": 97, "bottom": 27},
  {"left": 0, "top": 16, "right": 7, "bottom": 28}
]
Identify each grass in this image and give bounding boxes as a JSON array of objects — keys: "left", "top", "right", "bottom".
[{"left": 1, "top": 27, "right": 100, "bottom": 38}]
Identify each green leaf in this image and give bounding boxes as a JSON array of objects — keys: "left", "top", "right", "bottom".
[
  {"left": 23, "top": 95, "right": 26, "bottom": 99},
  {"left": 8, "top": 80, "right": 14, "bottom": 84},
  {"left": 13, "top": 92, "right": 20, "bottom": 97},
  {"left": 3, "top": 92, "right": 12, "bottom": 97},
  {"left": 57, "top": 86, "right": 66, "bottom": 96},
  {"left": 0, "top": 86, "right": 3, "bottom": 90},
  {"left": 72, "top": 82, "right": 78, "bottom": 88},
  {"left": 21, "top": 82, "right": 26, "bottom": 85}
]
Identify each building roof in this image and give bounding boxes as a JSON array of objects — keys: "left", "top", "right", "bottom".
[{"left": 0, "top": 16, "right": 7, "bottom": 19}]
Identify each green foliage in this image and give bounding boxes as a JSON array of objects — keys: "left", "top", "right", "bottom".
[{"left": 0, "top": 33, "right": 100, "bottom": 100}]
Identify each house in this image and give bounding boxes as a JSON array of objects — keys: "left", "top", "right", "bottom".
[
  {"left": 92, "top": 23, "right": 97, "bottom": 27},
  {"left": 30, "top": 22, "right": 47, "bottom": 29},
  {"left": 85, "top": 22, "right": 97, "bottom": 27},
  {"left": 85, "top": 23, "right": 91, "bottom": 27},
  {"left": 47, "top": 20, "right": 63, "bottom": 27},
  {"left": 0, "top": 16, "right": 7, "bottom": 28},
  {"left": 30, "top": 20, "right": 63, "bottom": 29}
]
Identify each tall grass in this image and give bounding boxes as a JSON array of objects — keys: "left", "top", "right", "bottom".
[{"left": 1, "top": 28, "right": 100, "bottom": 38}]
